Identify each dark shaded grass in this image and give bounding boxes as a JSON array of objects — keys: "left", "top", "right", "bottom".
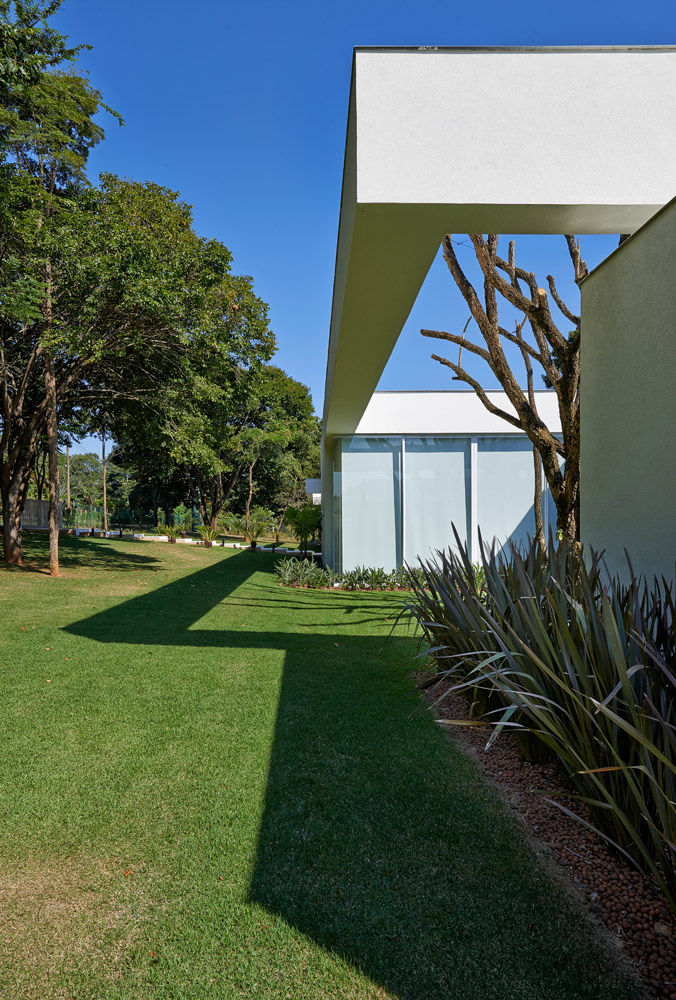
[{"left": 0, "top": 535, "right": 642, "bottom": 998}]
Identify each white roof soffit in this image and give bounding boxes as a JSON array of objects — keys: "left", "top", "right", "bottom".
[{"left": 323, "top": 46, "right": 676, "bottom": 437}]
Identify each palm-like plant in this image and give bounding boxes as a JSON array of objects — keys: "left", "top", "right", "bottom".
[
  {"left": 198, "top": 525, "right": 219, "bottom": 548},
  {"left": 284, "top": 503, "right": 321, "bottom": 558},
  {"left": 165, "top": 524, "right": 182, "bottom": 543},
  {"left": 226, "top": 508, "right": 273, "bottom": 549}
]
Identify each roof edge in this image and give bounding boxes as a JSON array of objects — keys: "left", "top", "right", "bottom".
[
  {"left": 353, "top": 45, "right": 676, "bottom": 54},
  {"left": 582, "top": 192, "right": 676, "bottom": 284}
]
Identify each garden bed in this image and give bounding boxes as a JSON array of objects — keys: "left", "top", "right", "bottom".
[
  {"left": 275, "top": 557, "right": 425, "bottom": 591},
  {"left": 420, "top": 675, "right": 676, "bottom": 999}
]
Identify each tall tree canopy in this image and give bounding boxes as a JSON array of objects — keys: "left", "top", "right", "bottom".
[
  {"left": 111, "top": 363, "right": 319, "bottom": 531},
  {"left": 0, "top": 0, "right": 119, "bottom": 567},
  {"left": 0, "top": 1, "right": 306, "bottom": 567}
]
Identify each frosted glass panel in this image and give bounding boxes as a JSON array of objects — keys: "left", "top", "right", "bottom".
[
  {"left": 332, "top": 440, "right": 343, "bottom": 568},
  {"left": 340, "top": 438, "right": 402, "bottom": 571},
  {"left": 404, "top": 437, "right": 469, "bottom": 564},
  {"left": 477, "top": 438, "right": 536, "bottom": 552}
]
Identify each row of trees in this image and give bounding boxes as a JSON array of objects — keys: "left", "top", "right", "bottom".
[{"left": 0, "top": 1, "right": 318, "bottom": 571}]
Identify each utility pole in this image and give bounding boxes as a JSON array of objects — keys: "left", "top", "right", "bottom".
[
  {"left": 101, "top": 425, "right": 108, "bottom": 533},
  {"left": 66, "top": 440, "right": 71, "bottom": 509}
]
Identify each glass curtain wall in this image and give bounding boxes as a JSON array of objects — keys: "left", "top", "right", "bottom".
[
  {"left": 477, "top": 437, "right": 539, "bottom": 551},
  {"left": 332, "top": 434, "right": 546, "bottom": 571}
]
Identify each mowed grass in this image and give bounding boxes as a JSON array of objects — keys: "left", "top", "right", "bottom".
[{"left": 0, "top": 534, "right": 641, "bottom": 1000}]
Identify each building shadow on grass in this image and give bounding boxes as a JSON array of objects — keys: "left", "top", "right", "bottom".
[{"left": 66, "top": 551, "right": 632, "bottom": 1000}]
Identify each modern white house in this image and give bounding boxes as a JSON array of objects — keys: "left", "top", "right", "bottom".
[
  {"left": 321, "top": 46, "right": 676, "bottom": 576},
  {"left": 327, "top": 390, "right": 560, "bottom": 572}
]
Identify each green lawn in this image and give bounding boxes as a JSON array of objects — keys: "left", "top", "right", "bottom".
[{"left": 0, "top": 535, "right": 640, "bottom": 999}]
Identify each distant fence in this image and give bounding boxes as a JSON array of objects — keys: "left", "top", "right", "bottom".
[
  {"left": 61, "top": 506, "right": 160, "bottom": 532},
  {"left": 7, "top": 503, "right": 202, "bottom": 534},
  {"left": 20, "top": 499, "right": 63, "bottom": 530}
]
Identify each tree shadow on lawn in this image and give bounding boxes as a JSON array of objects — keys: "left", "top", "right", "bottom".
[
  {"left": 10, "top": 532, "right": 163, "bottom": 575},
  {"left": 66, "top": 552, "right": 635, "bottom": 1000}
]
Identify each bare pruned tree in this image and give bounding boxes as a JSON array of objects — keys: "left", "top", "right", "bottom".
[{"left": 422, "top": 234, "right": 588, "bottom": 545}]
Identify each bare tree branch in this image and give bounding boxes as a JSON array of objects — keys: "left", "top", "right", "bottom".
[
  {"left": 429, "top": 354, "right": 522, "bottom": 429},
  {"left": 424, "top": 232, "right": 582, "bottom": 540},
  {"left": 546, "top": 274, "right": 580, "bottom": 324},
  {"left": 421, "top": 329, "right": 491, "bottom": 363},
  {"left": 564, "top": 234, "right": 589, "bottom": 284}
]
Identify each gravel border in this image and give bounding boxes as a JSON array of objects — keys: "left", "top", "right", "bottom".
[{"left": 419, "top": 675, "right": 676, "bottom": 999}]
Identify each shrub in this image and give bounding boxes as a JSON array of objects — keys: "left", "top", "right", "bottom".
[
  {"left": 402, "top": 529, "right": 676, "bottom": 910},
  {"left": 226, "top": 508, "right": 274, "bottom": 548},
  {"left": 274, "top": 559, "right": 426, "bottom": 592},
  {"left": 198, "top": 526, "right": 219, "bottom": 547},
  {"left": 274, "top": 557, "right": 335, "bottom": 588},
  {"left": 172, "top": 503, "right": 189, "bottom": 527}
]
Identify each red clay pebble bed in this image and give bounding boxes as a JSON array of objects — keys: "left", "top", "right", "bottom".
[{"left": 420, "top": 677, "right": 676, "bottom": 1000}]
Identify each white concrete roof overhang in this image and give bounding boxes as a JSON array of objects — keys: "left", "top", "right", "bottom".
[
  {"left": 323, "top": 46, "right": 676, "bottom": 438},
  {"left": 353, "top": 390, "right": 562, "bottom": 437}
]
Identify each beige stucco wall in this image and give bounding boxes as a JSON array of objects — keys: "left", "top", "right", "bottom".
[{"left": 581, "top": 198, "right": 676, "bottom": 581}]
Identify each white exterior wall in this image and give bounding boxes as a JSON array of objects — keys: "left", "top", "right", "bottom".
[
  {"left": 355, "top": 390, "right": 561, "bottom": 436},
  {"left": 580, "top": 198, "right": 676, "bottom": 581},
  {"left": 324, "top": 47, "right": 676, "bottom": 440}
]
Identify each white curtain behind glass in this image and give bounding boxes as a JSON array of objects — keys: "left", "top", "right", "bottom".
[
  {"left": 404, "top": 437, "right": 470, "bottom": 564},
  {"left": 477, "top": 437, "right": 537, "bottom": 552},
  {"left": 340, "top": 438, "right": 402, "bottom": 572}
]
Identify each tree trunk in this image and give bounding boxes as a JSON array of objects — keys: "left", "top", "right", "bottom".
[
  {"left": 2, "top": 488, "right": 23, "bottom": 565},
  {"left": 532, "top": 449, "right": 545, "bottom": 552},
  {"left": 35, "top": 450, "right": 46, "bottom": 501},
  {"left": 101, "top": 427, "right": 108, "bottom": 532},
  {"left": 44, "top": 352, "right": 60, "bottom": 576},
  {"left": 66, "top": 441, "right": 71, "bottom": 508},
  {"left": 557, "top": 504, "right": 578, "bottom": 545},
  {"left": 43, "top": 258, "right": 59, "bottom": 576},
  {"left": 245, "top": 462, "right": 254, "bottom": 528}
]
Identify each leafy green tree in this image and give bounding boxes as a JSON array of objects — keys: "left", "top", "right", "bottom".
[
  {"left": 0, "top": 0, "right": 120, "bottom": 569},
  {"left": 226, "top": 366, "right": 319, "bottom": 523},
  {"left": 64, "top": 452, "right": 102, "bottom": 506},
  {"left": 2, "top": 170, "right": 265, "bottom": 564},
  {"left": 0, "top": 1, "right": 80, "bottom": 97},
  {"left": 234, "top": 366, "right": 319, "bottom": 524}
]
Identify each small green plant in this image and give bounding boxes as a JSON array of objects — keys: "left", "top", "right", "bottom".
[
  {"left": 198, "top": 526, "right": 219, "bottom": 547},
  {"left": 165, "top": 524, "right": 182, "bottom": 543},
  {"left": 172, "top": 503, "right": 189, "bottom": 527},
  {"left": 226, "top": 507, "right": 274, "bottom": 549},
  {"left": 274, "top": 557, "right": 336, "bottom": 588}
]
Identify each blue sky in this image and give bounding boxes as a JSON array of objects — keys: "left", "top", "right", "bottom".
[{"left": 53, "top": 0, "right": 675, "bottom": 450}]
